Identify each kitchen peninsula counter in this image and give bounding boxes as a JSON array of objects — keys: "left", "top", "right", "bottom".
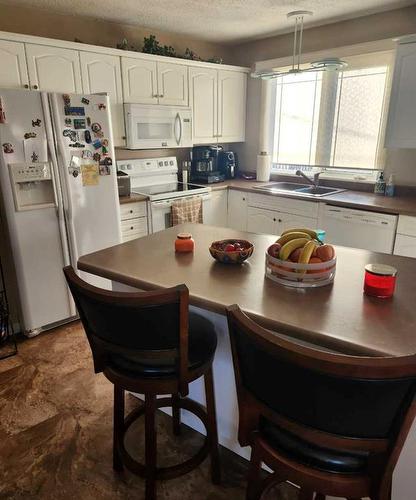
[{"left": 78, "top": 223, "right": 416, "bottom": 357}]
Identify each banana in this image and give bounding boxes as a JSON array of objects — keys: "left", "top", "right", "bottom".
[
  {"left": 279, "top": 238, "right": 310, "bottom": 261},
  {"left": 298, "top": 240, "right": 318, "bottom": 264},
  {"left": 281, "top": 227, "right": 318, "bottom": 240},
  {"left": 276, "top": 231, "right": 312, "bottom": 246}
]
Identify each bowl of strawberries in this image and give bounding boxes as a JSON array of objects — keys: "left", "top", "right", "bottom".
[{"left": 209, "top": 239, "right": 254, "bottom": 264}]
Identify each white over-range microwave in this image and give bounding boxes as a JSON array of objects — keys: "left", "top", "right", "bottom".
[{"left": 124, "top": 104, "right": 193, "bottom": 149}]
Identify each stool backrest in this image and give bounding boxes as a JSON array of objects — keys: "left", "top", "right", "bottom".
[
  {"left": 227, "top": 305, "right": 416, "bottom": 470},
  {"left": 64, "top": 266, "right": 190, "bottom": 395}
]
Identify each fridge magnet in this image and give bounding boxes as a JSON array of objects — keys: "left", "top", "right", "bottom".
[
  {"left": 99, "top": 164, "right": 111, "bottom": 176},
  {"left": 84, "top": 130, "right": 91, "bottom": 143},
  {"left": 81, "top": 97, "right": 90, "bottom": 105},
  {"left": 69, "top": 142, "right": 85, "bottom": 148},
  {"left": 81, "top": 163, "right": 99, "bottom": 186},
  {"left": 92, "top": 139, "right": 102, "bottom": 150},
  {"left": 24, "top": 132, "right": 37, "bottom": 139},
  {"left": 93, "top": 130, "right": 104, "bottom": 138},
  {"left": 63, "top": 129, "right": 77, "bottom": 142},
  {"left": 99, "top": 156, "right": 112, "bottom": 166},
  {"left": 62, "top": 94, "right": 71, "bottom": 105},
  {"left": 2, "top": 142, "right": 13, "bottom": 154},
  {"left": 69, "top": 167, "right": 80, "bottom": 178},
  {"left": 70, "top": 155, "right": 81, "bottom": 168},
  {"left": 82, "top": 149, "right": 93, "bottom": 160},
  {"left": 73, "top": 118, "right": 86, "bottom": 129},
  {"left": 64, "top": 106, "right": 85, "bottom": 116},
  {"left": 98, "top": 103, "right": 106, "bottom": 110},
  {"left": 102, "top": 139, "right": 109, "bottom": 147},
  {"left": 23, "top": 138, "right": 48, "bottom": 163},
  {"left": 93, "top": 152, "right": 101, "bottom": 162},
  {"left": 102, "top": 145, "right": 109, "bottom": 155},
  {"left": 86, "top": 117, "right": 91, "bottom": 127},
  {"left": 65, "top": 118, "right": 72, "bottom": 126},
  {"left": 91, "top": 122, "right": 102, "bottom": 133},
  {"left": 32, "top": 118, "right": 41, "bottom": 127},
  {"left": 0, "top": 96, "right": 6, "bottom": 123}
]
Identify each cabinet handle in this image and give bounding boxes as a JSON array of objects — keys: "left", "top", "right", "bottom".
[
  {"left": 130, "top": 210, "right": 133, "bottom": 213},
  {"left": 33, "top": 84, "right": 38, "bottom": 90},
  {"left": 278, "top": 219, "right": 282, "bottom": 223},
  {"left": 152, "top": 94, "right": 158, "bottom": 98},
  {"left": 159, "top": 94, "right": 164, "bottom": 98},
  {"left": 24, "top": 84, "right": 29, "bottom": 89},
  {"left": 130, "top": 226, "right": 134, "bottom": 230},
  {"left": 242, "top": 197, "right": 246, "bottom": 201}
]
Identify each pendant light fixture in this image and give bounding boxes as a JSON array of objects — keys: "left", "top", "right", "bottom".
[{"left": 251, "top": 10, "right": 347, "bottom": 80}]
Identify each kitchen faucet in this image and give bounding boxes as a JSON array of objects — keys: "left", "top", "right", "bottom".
[{"left": 296, "top": 170, "right": 322, "bottom": 189}]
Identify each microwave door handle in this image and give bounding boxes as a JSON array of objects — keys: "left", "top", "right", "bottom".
[{"left": 174, "top": 113, "right": 182, "bottom": 145}]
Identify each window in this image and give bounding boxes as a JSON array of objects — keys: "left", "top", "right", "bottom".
[{"left": 270, "top": 51, "right": 393, "bottom": 178}]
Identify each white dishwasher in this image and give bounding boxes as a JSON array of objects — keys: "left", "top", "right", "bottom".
[{"left": 322, "top": 205, "right": 398, "bottom": 254}]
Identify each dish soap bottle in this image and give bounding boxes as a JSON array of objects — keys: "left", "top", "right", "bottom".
[
  {"left": 374, "top": 172, "right": 386, "bottom": 195},
  {"left": 385, "top": 174, "right": 395, "bottom": 197}
]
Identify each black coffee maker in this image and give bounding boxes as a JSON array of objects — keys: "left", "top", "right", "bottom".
[
  {"left": 218, "top": 150, "right": 238, "bottom": 179},
  {"left": 191, "top": 145, "right": 225, "bottom": 184}
]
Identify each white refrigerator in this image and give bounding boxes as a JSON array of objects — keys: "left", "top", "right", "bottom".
[{"left": 0, "top": 89, "right": 121, "bottom": 336}]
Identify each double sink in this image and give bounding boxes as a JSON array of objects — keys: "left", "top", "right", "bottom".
[{"left": 253, "top": 182, "right": 345, "bottom": 198}]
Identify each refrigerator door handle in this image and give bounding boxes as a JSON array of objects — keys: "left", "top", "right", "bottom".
[{"left": 42, "top": 92, "right": 76, "bottom": 316}]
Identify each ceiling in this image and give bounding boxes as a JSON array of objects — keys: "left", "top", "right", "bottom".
[{"left": 2, "top": 0, "right": 415, "bottom": 43}]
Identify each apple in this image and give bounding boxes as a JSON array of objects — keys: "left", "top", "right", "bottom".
[
  {"left": 289, "top": 247, "right": 302, "bottom": 263},
  {"left": 268, "top": 243, "right": 281, "bottom": 258},
  {"left": 315, "top": 244, "right": 335, "bottom": 262},
  {"left": 224, "top": 243, "right": 236, "bottom": 252}
]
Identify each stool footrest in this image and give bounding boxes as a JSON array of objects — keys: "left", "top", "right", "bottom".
[{"left": 117, "top": 396, "right": 211, "bottom": 480}]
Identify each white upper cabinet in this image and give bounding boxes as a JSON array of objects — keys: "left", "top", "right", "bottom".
[
  {"left": 385, "top": 41, "right": 416, "bottom": 148},
  {"left": 189, "top": 67, "right": 218, "bottom": 144},
  {"left": 218, "top": 70, "right": 247, "bottom": 143},
  {"left": 0, "top": 40, "right": 29, "bottom": 89},
  {"left": 122, "top": 57, "right": 188, "bottom": 106},
  {"left": 121, "top": 57, "right": 158, "bottom": 104},
  {"left": 157, "top": 62, "right": 188, "bottom": 106},
  {"left": 25, "top": 44, "right": 82, "bottom": 93},
  {"left": 80, "top": 51, "right": 125, "bottom": 146}
]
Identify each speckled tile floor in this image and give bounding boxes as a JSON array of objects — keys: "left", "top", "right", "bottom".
[{"left": 0, "top": 321, "right": 298, "bottom": 499}]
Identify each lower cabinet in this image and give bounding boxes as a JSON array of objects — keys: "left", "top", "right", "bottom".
[
  {"left": 119, "top": 201, "right": 149, "bottom": 242},
  {"left": 246, "top": 193, "right": 319, "bottom": 236},
  {"left": 204, "top": 189, "right": 228, "bottom": 227},
  {"left": 394, "top": 215, "right": 416, "bottom": 258},
  {"left": 227, "top": 190, "right": 248, "bottom": 231}
]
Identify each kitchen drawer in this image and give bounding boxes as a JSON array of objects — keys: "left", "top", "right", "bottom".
[
  {"left": 121, "top": 217, "right": 148, "bottom": 236},
  {"left": 121, "top": 230, "right": 147, "bottom": 243},
  {"left": 120, "top": 201, "right": 147, "bottom": 221},
  {"left": 397, "top": 215, "right": 416, "bottom": 237},
  {"left": 247, "top": 193, "right": 319, "bottom": 218}
]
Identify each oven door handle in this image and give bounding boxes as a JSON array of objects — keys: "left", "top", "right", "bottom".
[{"left": 174, "top": 113, "right": 182, "bottom": 146}]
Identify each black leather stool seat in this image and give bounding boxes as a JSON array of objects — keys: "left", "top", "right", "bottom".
[
  {"left": 109, "top": 311, "right": 217, "bottom": 378},
  {"left": 260, "top": 418, "right": 369, "bottom": 474}
]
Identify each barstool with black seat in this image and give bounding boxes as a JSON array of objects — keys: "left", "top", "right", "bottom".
[
  {"left": 226, "top": 304, "right": 416, "bottom": 500},
  {"left": 63, "top": 266, "right": 220, "bottom": 500}
]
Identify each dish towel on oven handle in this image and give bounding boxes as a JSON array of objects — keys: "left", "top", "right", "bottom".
[{"left": 171, "top": 196, "right": 203, "bottom": 226}]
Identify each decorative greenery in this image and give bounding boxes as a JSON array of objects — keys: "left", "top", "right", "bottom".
[{"left": 116, "top": 35, "right": 223, "bottom": 64}]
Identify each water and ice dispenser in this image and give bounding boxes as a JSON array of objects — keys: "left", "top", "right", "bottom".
[{"left": 8, "top": 162, "right": 56, "bottom": 211}]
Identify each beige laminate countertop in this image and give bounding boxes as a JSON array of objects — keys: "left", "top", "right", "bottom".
[
  {"left": 212, "top": 179, "right": 416, "bottom": 217},
  {"left": 119, "top": 193, "right": 148, "bottom": 204},
  {"left": 78, "top": 223, "right": 416, "bottom": 358}
]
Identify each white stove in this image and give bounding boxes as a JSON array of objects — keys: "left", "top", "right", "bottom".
[{"left": 117, "top": 157, "right": 212, "bottom": 232}]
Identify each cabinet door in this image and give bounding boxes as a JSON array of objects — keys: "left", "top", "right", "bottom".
[
  {"left": 385, "top": 42, "right": 416, "bottom": 148},
  {"left": 0, "top": 40, "right": 29, "bottom": 89},
  {"left": 157, "top": 62, "right": 188, "bottom": 106},
  {"left": 218, "top": 70, "right": 247, "bottom": 143},
  {"left": 80, "top": 52, "right": 125, "bottom": 146},
  {"left": 247, "top": 207, "right": 279, "bottom": 235},
  {"left": 121, "top": 57, "right": 158, "bottom": 104},
  {"left": 204, "top": 190, "right": 228, "bottom": 227},
  {"left": 25, "top": 44, "right": 82, "bottom": 92},
  {"left": 189, "top": 67, "right": 217, "bottom": 144},
  {"left": 394, "top": 234, "right": 416, "bottom": 258},
  {"left": 278, "top": 213, "right": 318, "bottom": 234},
  {"left": 227, "top": 190, "right": 247, "bottom": 231}
]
